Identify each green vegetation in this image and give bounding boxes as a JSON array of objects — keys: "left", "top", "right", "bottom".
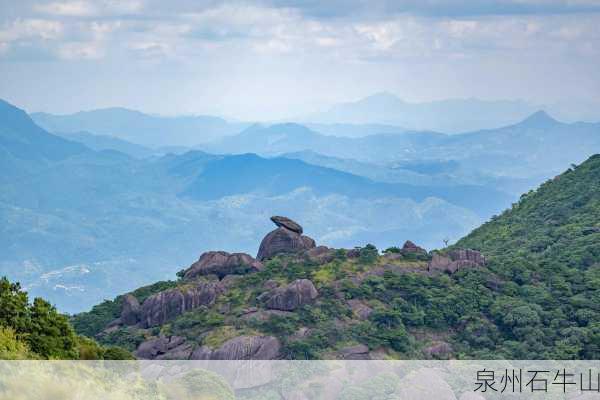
[
  {"left": 33, "top": 155, "right": 600, "bottom": 359},
  {"left": 0, "top": 276, "right": 133, "bottom": 359}
]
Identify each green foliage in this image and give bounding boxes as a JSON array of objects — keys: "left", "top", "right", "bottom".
[
  {"left": 358, "top": 244, "right": 378, "bottom": 264},
  {"left": 0, "top": 326, "right": 33, "bottom": 359}
]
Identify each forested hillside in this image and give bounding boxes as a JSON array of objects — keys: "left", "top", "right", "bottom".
[{"left": 71, "top": 155, "right": 600, "bottom": 360}]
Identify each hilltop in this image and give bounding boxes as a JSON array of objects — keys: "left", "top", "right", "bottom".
[{"left": 72, "top": 155, "right": 600, "bottom": 359}]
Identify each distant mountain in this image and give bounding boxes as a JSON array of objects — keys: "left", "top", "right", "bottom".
[
  {"left": 306, "top": 92, "right": 538, "bottom": 133},
  {"left": 304, "top": 122, "right": 406, "bottom": 138},
  {"left": 55, "top": 131, "right": 157, "bottom": 159},
  {"left": 183, "top": 153, "right": 512, "bottom": 216},
  {"left": 208, "top": 112, "right": 600, "bottom": 181},
  {"left": 31, "top": 108, "right": 250, "bottom": 148}
]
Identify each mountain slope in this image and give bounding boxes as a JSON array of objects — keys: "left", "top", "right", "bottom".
[
  {"left": 182, "top": 153, "right": 513, "bottom": 216},
  {"left": 55, "top": 131, "right": 157, "bottom": 159},
  {"left": 73, "top": 155, "right": 600, "bottom": 360}
]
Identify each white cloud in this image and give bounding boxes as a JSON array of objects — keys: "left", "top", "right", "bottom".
[
  {"left": 0, "top": 18, "right": 63, "bottom": 42},
  {"left": 57, "top": 41, "right": 103, "bottom": 59}
]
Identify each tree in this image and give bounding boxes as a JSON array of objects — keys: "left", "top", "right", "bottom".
[{"left": 27, "top": 297, "right": 77, "bottom": 359}]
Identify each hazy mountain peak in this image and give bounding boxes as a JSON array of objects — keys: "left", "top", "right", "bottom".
[{"left": 518, "top": 110, "right": 559, "bottom": 128}]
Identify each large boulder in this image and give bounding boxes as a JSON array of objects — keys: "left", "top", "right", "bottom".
[
  {"left": 401, "top": 240, "right": 427, "bottom": 254},
  {"left": 257, "top": 216, "right": 316, "bottom": 261},
  {"left": 339, "top": 344, "right": 370, "bottom": 360},
  {"left": 183, "top": 251, "right": 263, "bottom": 280},
  {"left": 139, "top": 281, "right": 222, "bottom": 328},
  {"left": 135, "top": 336, "right": 193, "bottom": 360},
  {"left": 191, "top": 335, "right": 281, "bottom": 360},
  {"left": 271, "top": 216, "right": 303, "bottom": 234},
  {"left": 120, "top": 294, "right": 141, "bottom": 326},
  {"left": 305, "top": 246, "right": 335, "bottom": 264},
  {"left": 428, "top": 249, "right": 486, "bottom": 274},
  {"left": 264, "top": 279, "right": 318, "bottom": 311}
]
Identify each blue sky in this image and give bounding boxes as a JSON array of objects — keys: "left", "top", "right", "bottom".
[{"left": 0, "top": 0, "right": 599, "bottom": 120}]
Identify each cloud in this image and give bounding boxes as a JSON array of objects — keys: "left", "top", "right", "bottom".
[{"left": 33, "top": 0, "right": 143, "bottom": 17}]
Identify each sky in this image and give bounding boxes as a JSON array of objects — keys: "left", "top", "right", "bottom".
[{"left": 0, "top": 0, "right": 599, "bottom": 120}]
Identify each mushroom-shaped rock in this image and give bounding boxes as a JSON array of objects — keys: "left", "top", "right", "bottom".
[
  {"left": 190, "top": 335, "right": 281, "bottom": 360},
  {"left": 257, "top": 217, "right": 316, "bottom": 261},
  {"left": 183, "top": 251, "right": 263, "bottom": 280},
  {"left": 271, "top": 216, "right": 303, "bottom": 234},
  {"left": 120, "top": 294, "right": 140, "bottom": 326},
  {"left": 135, "top": 336, "right": 193, "bottom": 360},
  {"left": 139, "top": 281, "right": 222, "bottom": 328},
  {"left": 264, "top": 279, "right": 318, "bottom": 311}
]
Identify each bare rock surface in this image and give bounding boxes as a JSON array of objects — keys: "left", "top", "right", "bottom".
[
  {"left": 257, "top": 216, "right": 316, "bottom": 260},
  {"left": 264, "top": 279, "right": 318, "bottom": 311},
  {"left": 401, "top": 240, "right": 427, "bottom": 254},
  {"left": 120, "top": 294, "right": 141, "bottom": 326},
  {"left": 190, "top": 335, "right": 281, "bottom": 360},
  {"left": 339, "top": 344, "right": 370, "bottom": 360},
  {"left": 428, "top": 249, "right": 486, "bottom": 274},
  {"left": 347, "top": 299, "right": 373, "bottom": 320},
  {"left": 271, "top": 216, "right": 303, "bottom": 234},
  {"left": 184, "top": 251, "right": 263, "bottom": 280},
  {"left": 135, "top": 336, "right": 193, "bottom": 360},
  {"left": 139, "top": 281, "right": 222, "bottom": 327}
]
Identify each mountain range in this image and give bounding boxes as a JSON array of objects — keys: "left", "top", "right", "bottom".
[
  {"left": 304, "top": 92, "right": 540, "bottom": 133},
  {"left": 31, "top": 108, "right": 250, "bottom": 148},
  {"left": 2, "top": 96, "right": 600, "bottom": 314}
]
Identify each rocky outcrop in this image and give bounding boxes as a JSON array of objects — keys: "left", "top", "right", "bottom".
[
  {"left": 428, "top": 249, "right": 486, "bottom": 274},
  {"left": 120, "top": 294, "right": 141, "bottom": 326},
  {"left": 191, "top": 335, "right": 281, "bottom": 360},
  {"left": 401, "top": 240, "right": 427, "bottom": 254},
  {"left": 257, "top": 216, "right": 316, "bottom": 260},
  {"left": 339, "top": 344, "right": 370, "bottom": 360},
  {"left": 139, "top": 281, "right": 222, "bottom": 328},
  {"left": 271, "top": 216, "right": 303, "bottom": 234},
  {"left": 347, "top": 299, "right": 373, "bottom": 320},
  {"left": 264, "top": 279, "right": 319, "bottom": 311},
  {"left": 183, "top": 251, "right": 263, "bottom": 280},
  {"left": 135, "top": 336, "right": 193, "bottom": 360},
  {"left": 424, "top": 341, "right": 453, "bottom": 359},
  {"left": 305, "top": 246, "right": 335, "bottom": 264}
]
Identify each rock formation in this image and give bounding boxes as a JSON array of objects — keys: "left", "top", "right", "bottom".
[
  {"left": 190, "top": 335, "right": 281, "bottom": 360},
  {"left": 139, "top": 281, "right": 222, "bottom": 327},
  {"left": 401, "top": 240, "right": 427, "bottom": 254},
  {"left": 427, "top": 249, "right": 486, "bottom": 274},
  {"left": 120, "top": 294, "right": 141, "bottom": 326},
  {"left": 270, "top": 216, "right": 303, "bottom": 234},
  {"left": 264, "top": 279, "right": 318, "bottom": 311},
  {"left": 305, "top": 246, "right": 335, "bottom": 264},
  {"left": 135, "top": 336, "right": 193, "bottom": 360},
  {"left": 257, "top": 216, "right": 316, "bottom": 260},
  {"left": 183, "top": 251, "right": 263, "bottom": 280}
]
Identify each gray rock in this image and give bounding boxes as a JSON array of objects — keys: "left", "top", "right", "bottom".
[
  {"left": 271, "top": 216, "right": 303, "bottom": 234},
  {"left": 190, "top": 335, "right": 281, "bottom": 360},
  {"left": 139, "top": 281, "right": 222, "bottom": 327},
  {"left": 346, "top": 248, "right": 360, "bottom": 258},
  {"left": 339, "top": 344, "right": 370, "bottom": 360},
  {"left": 401, "top": 240, "right": 427, "bottom": 254},
  {"left": 183, "top": 251, "right": 263, "bottom": 280},
  {"left": 120, "top": 294, "right": 140, "bottom": 326},
  {"left": 135, "top": 336, "right": 193, "bottom": 360},
  {"left": 264, "top": 279, "right": 318, "bottom": 311},
  {"left": 428, "top": 249, "right": 485, "bottom": 274},
  {"left": 424, "top": 341, "right": 453, "bottom": 359},
  {"left": 305, "top": 246, "right": 335, "bottom": 264},
  {"left": 347, "top": 299, "right": 373, "bottom": 320},
  {"left": 257, "top": 227, "right": 316, "bottom": 261}
]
